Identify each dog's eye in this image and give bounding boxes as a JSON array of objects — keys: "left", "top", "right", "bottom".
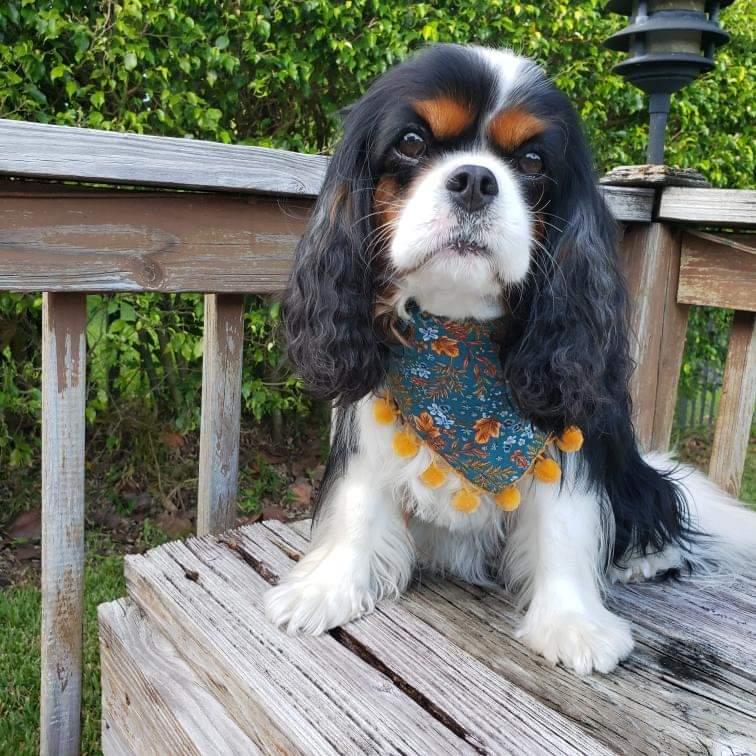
[
  {"left": 397, "top": 132, "right": 426, "bottom": 160},
  {"left": 518, "top": 152, "right": 543, "bottom": 175}
]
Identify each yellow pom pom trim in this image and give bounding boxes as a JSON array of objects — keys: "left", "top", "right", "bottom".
[
  {"left": 420, "top": 463, "right": 447, "bottom": 488},
  {"left": 533, "top": 457, "right": 561, "bottom": 483},
  {"left": 452, "top": 488, "right": 480, "bottom": 513},
  {"left": 494, "top": 485, "right": 521, "bottom": 511},
  {"left": 373, "top": 397, "right": 398, "bottom": 425},
  {"left": 556, "top": 426, "right": 584, "bottom": 453},
  {"left": 392, "top": 429, "right": 420, "bottom": 458}
]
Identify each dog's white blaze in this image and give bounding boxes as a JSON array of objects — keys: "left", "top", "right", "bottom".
[{"left": 390, "top": 151, "right": 532, "bottom": 320}]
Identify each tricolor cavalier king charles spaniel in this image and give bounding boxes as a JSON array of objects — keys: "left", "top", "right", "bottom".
[{"left": 266, "top": 44, "right": 754, "bottom": 675}]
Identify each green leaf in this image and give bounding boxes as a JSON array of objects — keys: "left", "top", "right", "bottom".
[{"left": 124, "top": 52, "right": 137, "bottom": 71}]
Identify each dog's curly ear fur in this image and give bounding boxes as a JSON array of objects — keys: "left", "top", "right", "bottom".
[
  {"left": 504, "top": 102, "right": 631, "bottom": 438},
  {"left": 283, "top": 108, "right": 388, "bottom": 405}
]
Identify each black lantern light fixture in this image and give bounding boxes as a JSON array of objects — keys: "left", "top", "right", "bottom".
[{"left": 604, "top": 1, "right": 734, "bottom": 164}]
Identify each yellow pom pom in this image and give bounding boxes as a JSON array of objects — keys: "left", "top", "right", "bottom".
[
  {"left": 533, "top": 457, "right": 561, "bottom": 484},
  {"left": 494, "top": 485, "right": 521, "bottom": 511},
  {"left": 392, "top": 429, "right": 420, "bottom": 458},
  {"left": 452, "top": 488, "right": 480, "bottom": 513},
  {"left": 556, "top": 426, "right": 584, "bottom": 453},
  {"left": 420, "top": 463, "right": 447, "bottom": 488},
  {"left": 373, "top": 397, "right": 397, "bottom": 425}
]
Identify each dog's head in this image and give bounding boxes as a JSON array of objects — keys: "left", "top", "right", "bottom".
[{"left": 285, "top": 44, "right": 630, "bottom": 436}]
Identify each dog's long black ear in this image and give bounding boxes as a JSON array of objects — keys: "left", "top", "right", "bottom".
[
  {"left": 505, "top": 106, "right": 632, "bottom": 438},
  {"left": 283, "top": 109, "right": 387, "bottom": 406}
]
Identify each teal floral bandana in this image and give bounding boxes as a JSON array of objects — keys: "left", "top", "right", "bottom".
[{"left": 384, "top": 303, "right": 550, "bottom": 495}]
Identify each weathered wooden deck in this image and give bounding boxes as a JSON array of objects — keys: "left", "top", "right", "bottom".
[{"left": 99, "top": 518, "right": 756, "bottom": 755}]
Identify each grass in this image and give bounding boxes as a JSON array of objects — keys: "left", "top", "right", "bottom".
[{"left": 0, "top": 542, "right": 126, "bottom": 755}]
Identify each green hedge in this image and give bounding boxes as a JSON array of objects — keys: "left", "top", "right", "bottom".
[
  {"left": 2, "top": 1, "right": 753, "bottom": 179},
  {"left": 1, "top": 1, "right": 754, "bottom": 471}
]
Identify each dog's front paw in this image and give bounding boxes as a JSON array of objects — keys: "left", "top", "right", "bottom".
[
  {"left": 265, "top": 562, "right": 374, "bottom": 635},
  {"left": 516, "top": 606, "right": 634, "bottom": 675}
]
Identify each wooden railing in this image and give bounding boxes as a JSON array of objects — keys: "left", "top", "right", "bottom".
[{"left": 0, "top": 118, "right": 754, "bottom": 755}]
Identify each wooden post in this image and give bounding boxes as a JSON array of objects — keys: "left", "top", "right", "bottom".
[
  {"left": 709, "top": 310, "right": 756, "bottom": 496},
  {"left": 40, "top": 292, "right": 87, "bottom": 756},
  {"left": 197, "top": 294, "right": 245, "bottom": 535},
  {"left": 619, "top": 223, "right": 690, "bottom": 451}
]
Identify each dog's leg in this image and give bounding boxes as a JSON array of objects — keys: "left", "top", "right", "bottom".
[
  {"left": 265, "top": 453, "right": 413, "bottom": 635},
  {"left": 506, "top": 473, "right": 634, "bottom": 675}
]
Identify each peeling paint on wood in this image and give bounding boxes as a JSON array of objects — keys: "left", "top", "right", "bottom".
[
  {"left": 41, "top": 292, "right": 87, "bottom": 756},
  {"left": 197, "top": 294, "right": 245, "bottom": 536}
]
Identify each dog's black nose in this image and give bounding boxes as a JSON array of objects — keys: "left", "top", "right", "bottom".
[{"left": 445, "top": 165, "right": 498, "bottom": 212}]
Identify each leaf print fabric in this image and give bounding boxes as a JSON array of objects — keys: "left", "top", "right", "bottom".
[{"left": 385, "top": 303, "right": 549, "bottom": 493}]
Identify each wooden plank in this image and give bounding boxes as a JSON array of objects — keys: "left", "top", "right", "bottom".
[
  {"left": 40, "top": 292, "right": 87, "bottom": 756},
  {"left": 0, "top": 118, "right": 328, "bottom": 196},
  {"left": 417, "top": 578, "right": 756, "bottom": 755},
  {"left": 678, "top": 231, "right": 756, "bottom": 312},
  {"left": 601, "top": 164, "right": 709, "bottom": 188},
  {"left": 101, "top": 719, "right": 133, "bottom": 756},
  {"left": 600, "top": 184, "right": 654, "bottom": 222},
  {"left": 124, "top": 539, "right": 471, "bottom": 755},
  {"left": 278, "top": 519, "right": 756, "bottom": 755},
  {"left": 244, "top": 524, "right": 610, "bottom": 755},
  {"left": 197, "top": 294, "right": 245, "bottom": 535},
  {"left": 709, "top": 310, "right": 756, "bottom": 496},
  {"left": 0, "top": 118, "right": 647, "bottom": 221},
  {"left": 99, "top": 597, "right": 258, "bottom": 755},
  {"left": 619, "top": 223, "right": 688, "bottom": 451},
  {"left": 0, "top": 184, "right": 310, "bottom": 293},
  {"left": 658, "top": 187, "right": 756, "bottom": 227}
]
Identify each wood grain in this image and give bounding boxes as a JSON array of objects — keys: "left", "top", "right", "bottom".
[
  {"left": 124, "top": 539, "right": 470, "bottom": 755},
  {"left": 40, "top": 292, "right": 87, "bottom": 756},
  {"left": 243, "top": 522, "right": 612, "bottom": 755},
  {"left": 709, "top": 310, "right": 756, "bottom": 496},
  {"left": 619, "top": 223, "right": 688, "bottom": 451},
  {"left": 100, "top": 718, "right": 133, "bottom": 756},
  {"left": 99, "top": 597, "right": 258, "bottom": 755},
  {"left": 658, "top": 187, "right": 756, "bottom": 226},
  {"left": 197, "top": 294, "right": 245, "bottom": 536},
  {"left": 101, "top": 518, "right": 756, "bottom": 753},
  {"left": 0, "top": 185, "right": 311, "bottom": 293},
  {"left": 0, "top": 118, "right": 329, "bottom": 196},
  {"left": 261, "top": 520, "right": 756, "bottom": 755},
  {"left": 599, "top": 184, "right": 654, "bottom": 222},
  {"left": 678, "top": 231, "right": 756, "bottom": 312}
]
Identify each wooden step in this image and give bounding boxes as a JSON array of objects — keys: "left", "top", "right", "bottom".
[
  {"left": 103, "top": 520, "right": 756, "bottom": 755},
  {"left": 98, "top": 597, "right": 257, "bottom": 755}
]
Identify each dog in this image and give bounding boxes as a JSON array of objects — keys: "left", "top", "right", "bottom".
[{"left": 265, "top": 44, "right": 755, "bottom": 675}]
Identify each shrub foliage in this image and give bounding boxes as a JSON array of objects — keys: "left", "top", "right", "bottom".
[{"left": 1, "top": 1, "right": 754, "bottom": 469}]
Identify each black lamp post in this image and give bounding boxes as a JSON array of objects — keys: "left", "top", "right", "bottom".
[{"left": 604, "top": 1, "right": 734, "bottom": 164}]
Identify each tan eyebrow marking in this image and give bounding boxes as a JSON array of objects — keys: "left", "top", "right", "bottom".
[
  {"left": 488, "top": 107, "right": 547, "bottom": 151},
  {"left": 413, "top": 96, "right": 475, "bottom": 140}
]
